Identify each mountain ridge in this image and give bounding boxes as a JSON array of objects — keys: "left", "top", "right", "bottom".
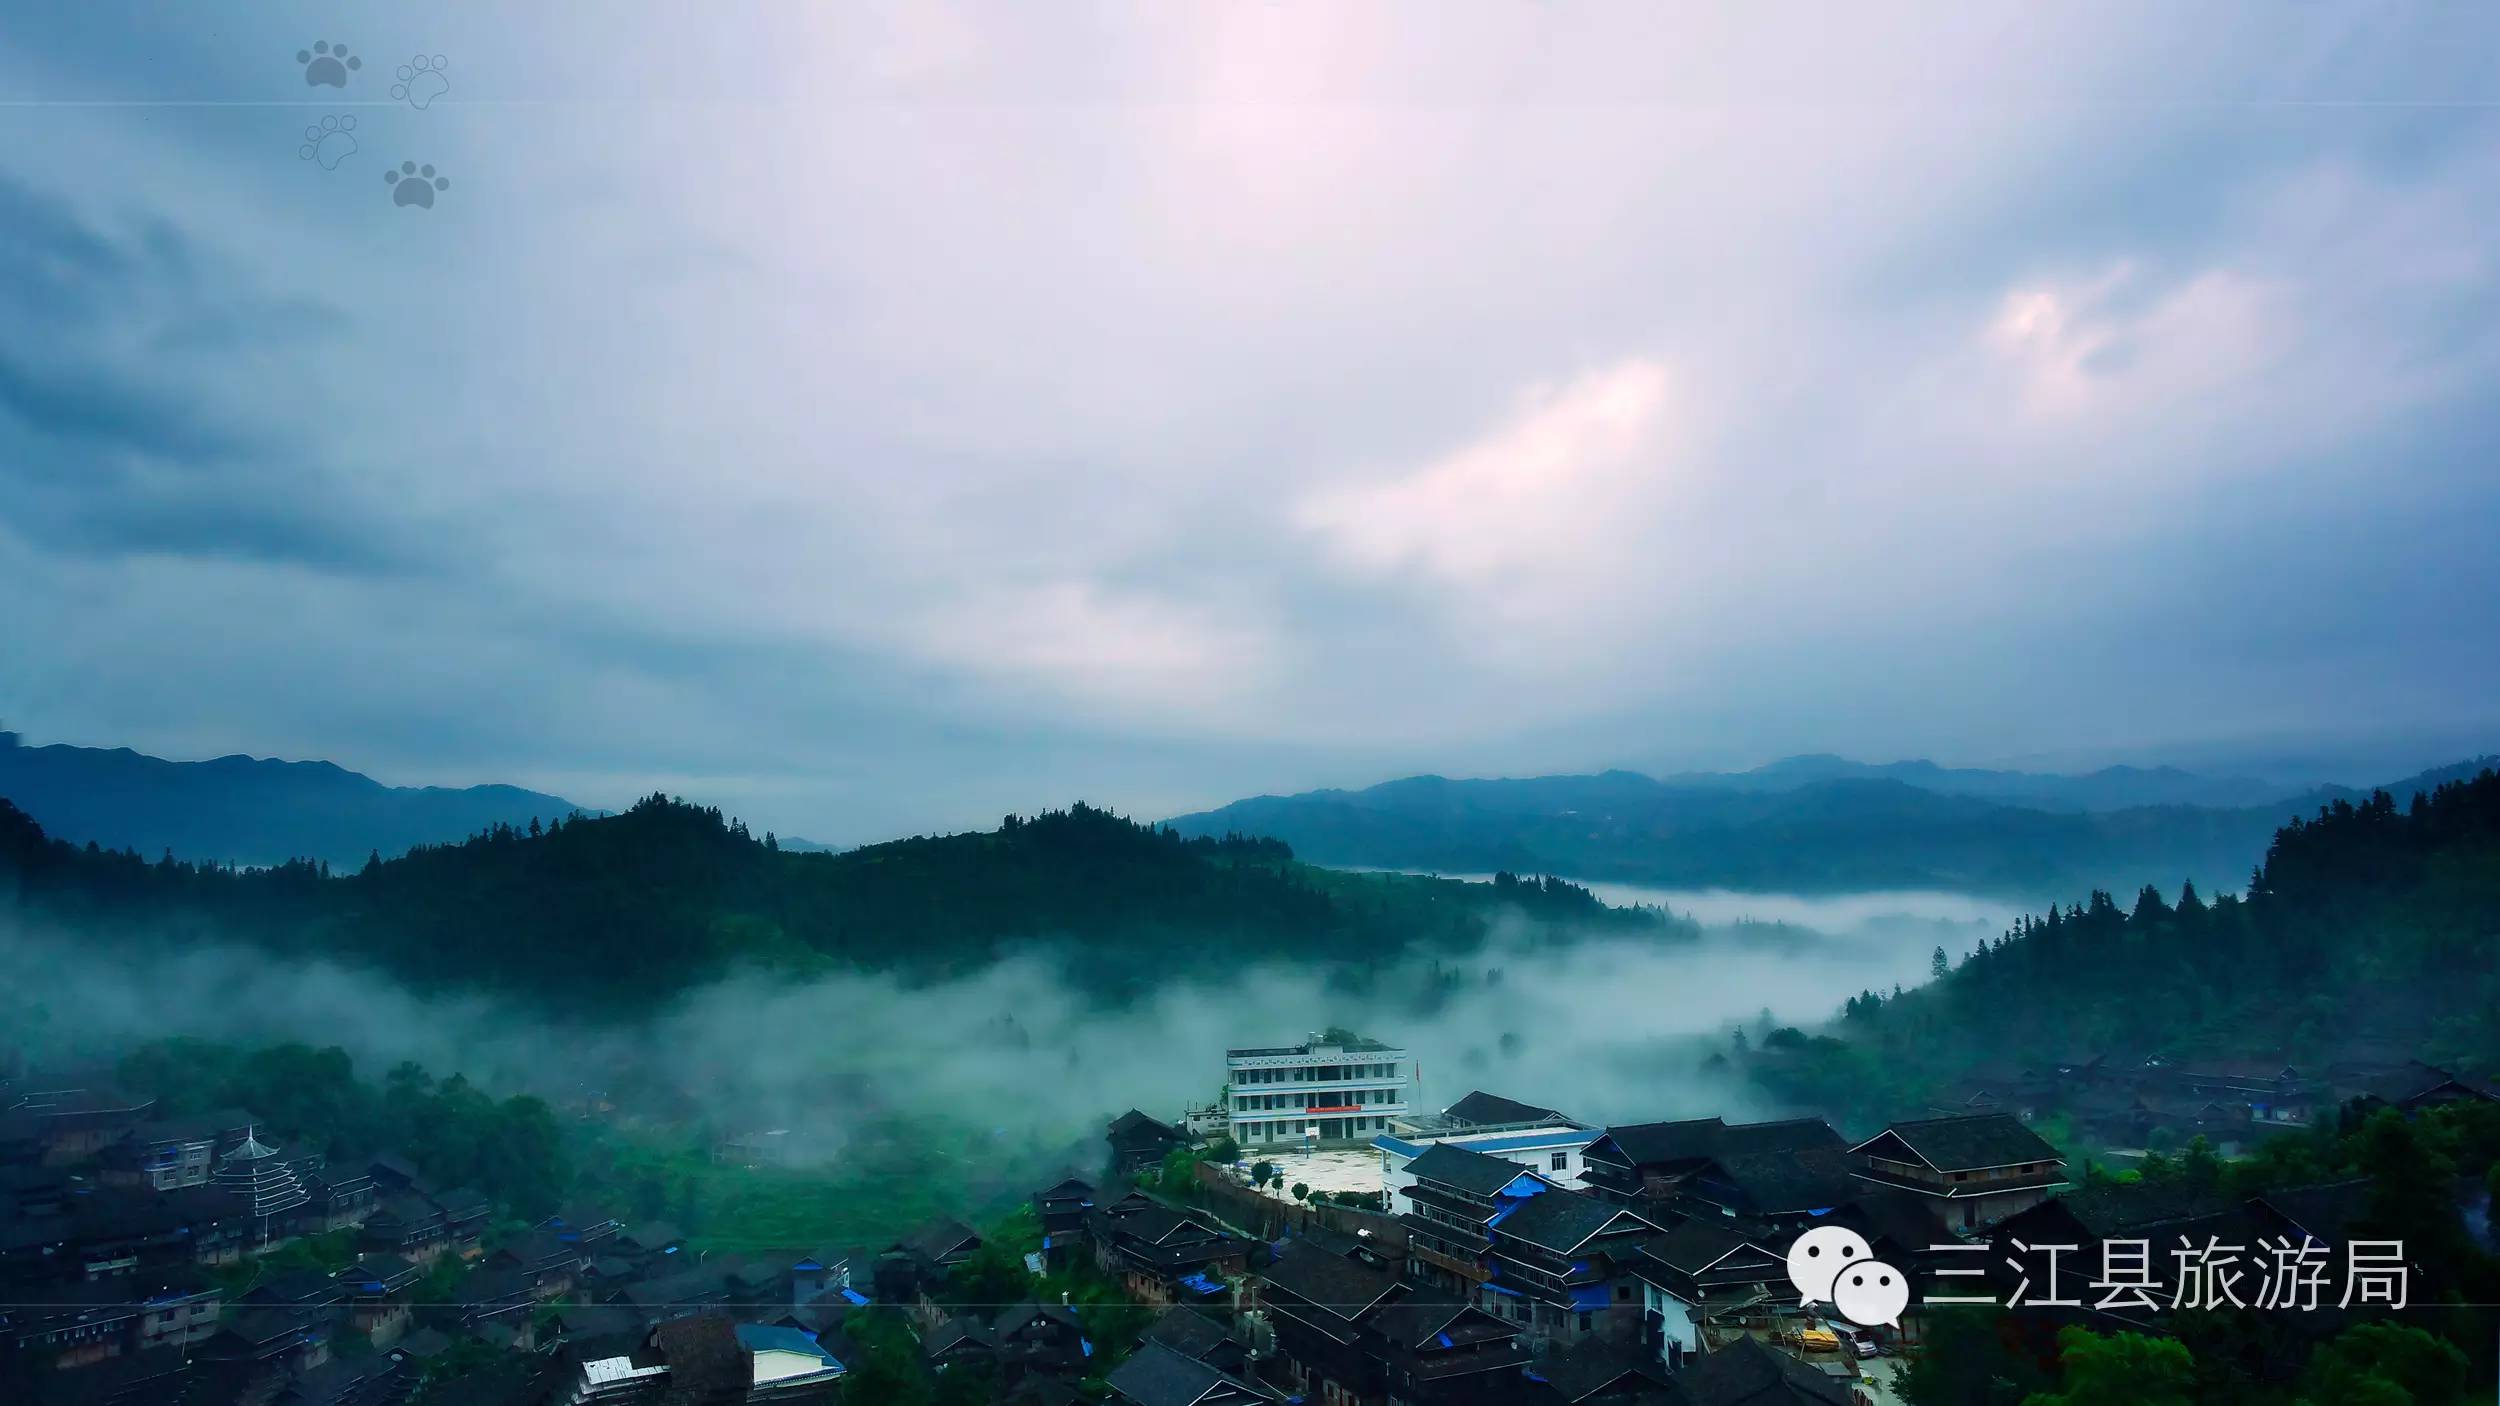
[
  {"left": 1166, "top": 754, "right": 2495, "bottom": 897},
  {"left": 0, "top": 731, "right": 595, "bottom": 868}
]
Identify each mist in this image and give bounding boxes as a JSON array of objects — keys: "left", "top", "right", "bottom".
[{"left": 0, "top": 886, "right": 2003, "bottom": 1169}]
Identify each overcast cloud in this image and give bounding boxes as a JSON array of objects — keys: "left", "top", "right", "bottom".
[{"left": 3, "top": 2, "right": 2497, "bottom": 842}]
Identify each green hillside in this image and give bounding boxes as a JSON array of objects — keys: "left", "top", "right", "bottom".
[{"left": 0, "top": 792, "right": 1684, "bottom": 1010}]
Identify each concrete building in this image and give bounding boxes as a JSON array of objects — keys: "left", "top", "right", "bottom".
[
  {"left": 1223, "top": 1035, "right": 1413, "bottom": 1148},
  {"left": 1375, "top": 1090, "right": 1600, "bottom": 1199}
]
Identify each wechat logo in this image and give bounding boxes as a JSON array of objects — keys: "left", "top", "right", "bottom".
[{"left": 1787, "top": 1224, "right": 1908, "bottom": 1329}]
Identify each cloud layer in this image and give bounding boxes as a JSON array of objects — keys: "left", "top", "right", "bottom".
[{"left": 2, "top": 2, "right": 2497, "bottom": 840}]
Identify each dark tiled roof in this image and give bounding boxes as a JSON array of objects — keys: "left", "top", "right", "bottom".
[
  {"left": 1670, "top": 1335, "right": 1851, "bottom": 1405},
  {"left": 1826, "top": 1190, "right": 1953, "bottom": 1255},
  {"left": 1407, "top": 1142, "right": 1537, "bottom": 1197},
  {"left": 1108, "top": 1340, "right": 1273, "bottom": 1406},
  {"left": 1111, "top": 1109, "right": 1183, "bottom": 1140},
  {"left": 1640, "top": 1219, "right": 1756, "bottom": 1276},
  {"left": 432, "top": 1186, "right": 491, "bottom": 1218},
  {"left": 925, "top": 1314, "right": 997, "bottom": 1357},
  {"left": 1368, "top": 1291, "right": 1472, "bottom": 1349},
  {"left": 1703, "top": 1149, "right": 1859, "bottom": 1213},
  {"left": 992, "top": 1300, "right": 1084, "bottom": 1336},
  {"left": 1712, "top": 1119, "right": 1845, "bottom": 1157},
  {"left": 1495, "top": 1187, "right": 1654, "bottom": 1254},
  {"left": 1445, "top": 1091, "right": 1569, "bottom": 1126},
  {"left": 1259, "top": 1239, "right": 1399, "bottom": 1317},
  {"left": 900, "top": 1217, "right": 982, "bottom": 1262},
  {"left": 1853, "top": 1114, "right": 2061, "bottom": 1171},
  {"left": 1595, "top": 1118, "right": 1726, "bottom": 1166},
  {"left": 1144, "top": 1305, "right": 1232, "bottom": 1361},
  {"left": 135, "top": 1108, "right": 260, "bottom": 1143},
  {"left": 2366, "top": 1062, "right": 2500, "bottom": 1105},
  {"left": 1540, "top": 1333, "right": 1672, "bottom": 1402},
  {"left": 2040, "top": 1181, "right": 2239, "bottom": 1239},
  {"left": 1596, "top": 1117, "right": 1841, "bottom": 1168},
  {"left": 2255, "top": 1179, "right": 2374, "bottom": 1246},
  {"left": 652, "top": 1315, "right": 750, "bottom": 1397}
]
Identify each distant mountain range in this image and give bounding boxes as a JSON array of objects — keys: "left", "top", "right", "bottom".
[
  {"left": 1165, "top": 755, "right": 2497, "bottom": 898},
  {"left": 6, "top": 727, "right": 2490, "bottom": 899},
  {"left": 0, "top": 732, "right": 591, "bottom": 868}
]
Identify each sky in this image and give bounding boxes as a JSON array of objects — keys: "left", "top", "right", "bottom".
[{"left": 2, "top": 2, "right": 2497, "bottom": 844}]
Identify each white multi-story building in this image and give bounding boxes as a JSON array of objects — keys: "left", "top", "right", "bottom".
[
  {"left": 1223, "top": 1035, "right": 1413, "bottom": 1147},
  {"left": 1375, "top": 1090, "right": 1600, "bottom": 1199}
]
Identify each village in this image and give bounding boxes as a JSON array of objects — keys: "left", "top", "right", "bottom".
[{"left": 0, "top": 1031, "right": 2487, "bottom": 1406}]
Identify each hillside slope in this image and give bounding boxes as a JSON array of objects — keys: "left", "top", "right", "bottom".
[
  {"left": 0, "top": 794, "right": 1684, "bottom": 1010},
  {"left": 1168, "top": 758, "right": 2493, "bottom": 896},
  {"left": 0, "top": 732, "right": 588, "bottom": 867}
]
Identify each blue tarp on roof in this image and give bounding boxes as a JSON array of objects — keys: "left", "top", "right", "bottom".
[
  {"left": 1178, "top": 1273, "right": 1225, "bottom": 1297},
  {"left": 839, "top": 1287, "right": 871, "bottom": 1305},
  {"left": 735, "top": 1323, "right": 845, "bottom": 1374}
]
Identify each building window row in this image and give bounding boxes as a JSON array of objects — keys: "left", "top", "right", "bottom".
[
  {"left": 1232, "top": 1062, "right": 1403, "bottom": 1084},
  {"left": 1232, "top": 1086, "right": 1406, "bottom": 1112}
]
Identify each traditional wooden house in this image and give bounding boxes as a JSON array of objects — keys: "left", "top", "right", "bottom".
[
  {"left": 1105, "top": 1339, "right": 1280, "bottom": 1406},
  {"left": 988, "top": 1301, "right": 1092, "bottom": 1388},
  {"left": 2353, "top": 1062, "right": 2500, "bottom": 1115},
  {"left": 1140, "top": 1305, "right": 1253, "bottom": 1377},
  {"left": 97, "top": 1109, "right": 257, "bottom": 1193},
  {"left": 1622, "top": 1219, "right": 1788, "bottom": 1369},
  {"left": 331, "top": 1252, "right": 421, "bottom": 1345},
  {"left": 1578, "top": 1119, "right": 1842, "bottom": 1206},
  {"left": 358, "top": 1194, "right": 448, "bottom": 1262},
  {"left": 1087, "top": 1193, "right": 1248, "bottom": 1307},
  {"left": 1034, "top": 1176, "right": 1098, "bottom": 1269},
  {"left": 1846, "top": 1114, "right": 2067, "bottom": 1232},
  {"left": 1109, "top": 1110, "right": 1190, "bottom": 1176},
  {"left": 1674, "top": 1149, "right": 1860, "bottom": 1231},
  {"left": 6, "top": 1083, "right": 157, "bottom": 1166},
  {"left": 432, "top": 1187, "right": 492, "bottom": 1257},
  {"left": 1395, "top": 1142, "right": 1663, "bottom": 1350},
  {"left": 1661, "top": 1335, "right": 1851, "bottom": 1405}
]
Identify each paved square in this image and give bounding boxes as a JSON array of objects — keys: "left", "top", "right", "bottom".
[{"left": 1236, "top": 1146, "right": 1384, "bottom": 1203}]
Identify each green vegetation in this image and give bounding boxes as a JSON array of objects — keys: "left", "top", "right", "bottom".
[
  {"left": 0, "top": 793, "right": 1683, "bottom": 1012},
  {"left": 2025, "top": 1326, "right": 2199, "bottom": 1406},
  {"left": 1903, "top": 1313, "right": 2479, "bottom": 1406},
  {"left": 117, "top": 1038, "right": 567, "bottom": 1216},
  {"left": 830, "top": 1203, "right": 1155, "bottom": 1405},
  {"left": 1791, "top": 769, "right": 2500, "bottom": 1124},
  {"left": 108, "top": 1035, "right": 1067, "bottom": 1251},
  {"left": 1164, "top": 762, "right": 2490, "bottom": 896},
  {"left": 1850, "top": 772, "right": 2500, "bottom": 1403}
]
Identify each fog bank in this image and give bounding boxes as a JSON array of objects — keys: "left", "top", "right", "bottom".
[{"left": 0, "top": 890, "right": 2000, "bottom": 1157}]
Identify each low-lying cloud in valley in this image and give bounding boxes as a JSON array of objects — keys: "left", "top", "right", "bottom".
[{"left": 1, "top": 888, "right": 2008, "bottom": 1170}]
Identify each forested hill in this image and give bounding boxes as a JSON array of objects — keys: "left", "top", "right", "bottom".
[
  {"left": 0, "top": 731, "right": 587, "bottom": 868},
  {"left": 1783, "top": 767, "right": 2500, "bottom": 1110},
  {"left": 0, "top": 793, "right": 1681, "bottom": 1009},
  {"left": 1166, "top": 757, "right": 2493, "bottom": 897}
]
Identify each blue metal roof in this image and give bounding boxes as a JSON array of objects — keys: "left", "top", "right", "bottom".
[
  {"left": 735, "top": 1322, "right": 843, "bottom": 1370},
  {"left": 1378, "top": 1129, "right": 1591, "bottom": 1157}
]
